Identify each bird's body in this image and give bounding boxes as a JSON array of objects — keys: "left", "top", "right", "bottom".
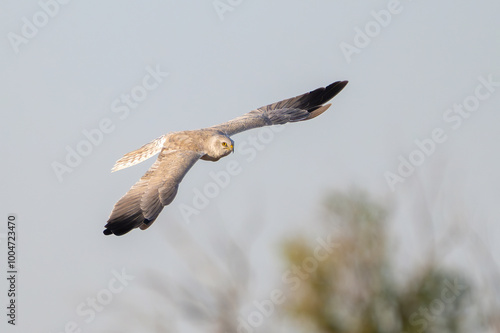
[{"left": 104, "top": 81, "right": 348, "bottom": 236}]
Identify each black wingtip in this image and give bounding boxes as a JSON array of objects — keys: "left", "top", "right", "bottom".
[
  {"left": 324, "top": 80, "right": 348, "bottom": 99},
  {"left": 103, "top": 212, "right": 153, "bottom": 236},
  {"left": 322, "top": 80, "right": 348, "bottom": 103},
  {"left": 102, "top": 223, "right": 134, "bottom": 236},
  {"left": 300, "top": 80, "right": 348, "bottom": 113},
  {"left": 102, "top": 226, "right": 133, "bottom": 236}
]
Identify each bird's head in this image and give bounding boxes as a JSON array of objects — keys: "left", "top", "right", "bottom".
[{"left": 206, "top": 134, "right": 234, "bottom": 160}]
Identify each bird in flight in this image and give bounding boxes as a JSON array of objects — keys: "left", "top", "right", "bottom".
[{"left": 104, "top": 81, "right": 348, "bottom": 236}]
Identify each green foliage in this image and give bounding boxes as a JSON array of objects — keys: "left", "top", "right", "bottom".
[{"left": 281, "top": 190, "right": 485, "bottom": 333}]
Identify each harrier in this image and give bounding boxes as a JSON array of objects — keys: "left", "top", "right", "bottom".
[{"left": 104, "top": 81, "right": 348, "bottom": 235}]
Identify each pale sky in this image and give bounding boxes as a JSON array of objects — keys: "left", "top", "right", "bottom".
[{"left": 1, "top": 1, "right": 500, "bottom": 332}]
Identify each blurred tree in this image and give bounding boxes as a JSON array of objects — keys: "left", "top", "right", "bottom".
[{"left": 281, "top": 190, "right": 492, "bottom": 333}]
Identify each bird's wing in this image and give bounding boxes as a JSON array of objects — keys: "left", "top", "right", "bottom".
[
  {"left": 209, "top": 81, "right": 348, "bottom": 136},
  {"left": 104, "top": 149, "right": 203, "bottom": 236}
]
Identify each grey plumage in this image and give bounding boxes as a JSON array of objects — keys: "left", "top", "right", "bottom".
[{"left": 104, "top": 80, "right": 348, "bottom": 236}]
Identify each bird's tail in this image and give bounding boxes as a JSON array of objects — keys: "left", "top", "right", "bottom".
[{"left": 111, "top": 135, "right": 167, "bottom": 172}]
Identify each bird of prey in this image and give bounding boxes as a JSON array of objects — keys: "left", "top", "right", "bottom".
[{"left": 104, "top": 80, "right": 348, "bottom": 236}]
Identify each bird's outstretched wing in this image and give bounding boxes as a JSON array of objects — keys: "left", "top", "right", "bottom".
[
  {"left": 209, "top": 80, "right": 348, "bottom": 136},
  {"left": 104, "top": 149, "right": 203, "bottom": 236}
]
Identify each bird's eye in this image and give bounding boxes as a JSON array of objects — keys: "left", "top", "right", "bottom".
[{"left": 222, "top": 142, "right": 228, "bottom": 147}]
